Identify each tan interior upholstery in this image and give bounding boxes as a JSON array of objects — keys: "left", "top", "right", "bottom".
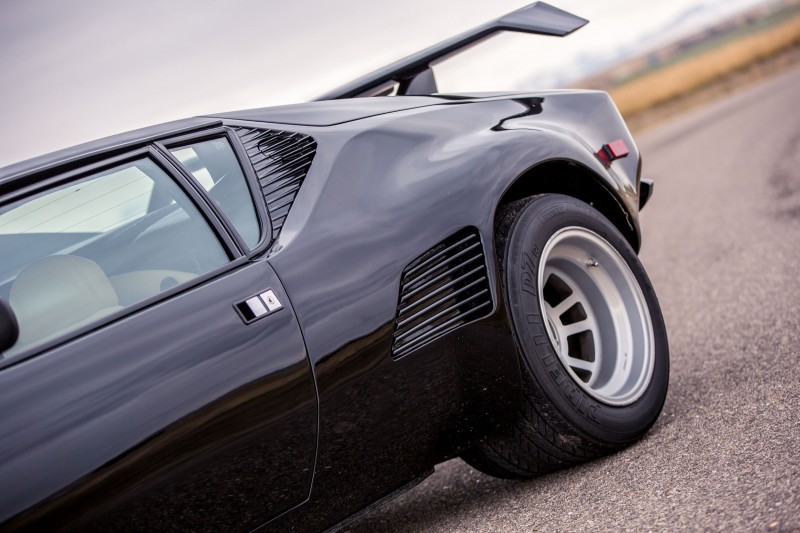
[{"left": 10, "top": 255, "right": 122, "bottom": 346}]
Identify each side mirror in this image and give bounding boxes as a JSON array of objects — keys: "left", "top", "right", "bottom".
[{"left": 0, "top": 299, "right": 20, "bottom": 353}]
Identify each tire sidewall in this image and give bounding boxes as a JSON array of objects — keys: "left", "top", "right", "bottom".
[{"left": 504, "top": 195, "right": 669, "bottom": 445}]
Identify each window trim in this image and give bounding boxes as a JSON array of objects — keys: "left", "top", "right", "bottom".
[
  {"left": 0, "top": 147, "right": 250, "bottom": 370},
  {"left": 0, "top": 147, "right": 242, "bottom": 258},
  {"left": 156, "top": 127, "right": 273, "bottom": 258}
]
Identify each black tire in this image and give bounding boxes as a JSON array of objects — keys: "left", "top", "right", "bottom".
[{"left": 462, "top": 194, "right": 669, "bottom": 478}]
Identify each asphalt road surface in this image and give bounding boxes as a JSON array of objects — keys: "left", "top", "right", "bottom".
[{"left": 349, "top": 65, "right": 800, "bottom": 532}]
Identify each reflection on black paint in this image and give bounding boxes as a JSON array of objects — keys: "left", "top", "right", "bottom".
[
  {"left": 12, "top": 363, "right": 316, "bottom": 531},
  {"left": 261, "top": 92, "right": 639, "bottom": 530},
  {"left": 1, "top": 87, "right": 642, "bottom": 531},
  {"left": 493, "top": 97, "right": 545, "bottom": 131},
  {"left": 0, "top": 262, "right": 317, "bottom": 530}
]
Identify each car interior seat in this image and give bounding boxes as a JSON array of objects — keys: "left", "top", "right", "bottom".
[{"left": 9, "top": 255, "right": 123, "bottom": 348}]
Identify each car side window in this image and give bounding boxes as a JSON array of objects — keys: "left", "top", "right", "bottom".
[
  {"left": 0, "top": 157, "right": 229, "bottom": 358},
  {"left": 170, "top": 137, "right": 261, "bottom": 248}
]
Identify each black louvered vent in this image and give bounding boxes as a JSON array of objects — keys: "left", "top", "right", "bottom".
[
  {"left": 391, "top": 228, "right": 493, "bottom": 359},
  {"left": 234, "top": 127, "right": 317, "bottom": 240}
]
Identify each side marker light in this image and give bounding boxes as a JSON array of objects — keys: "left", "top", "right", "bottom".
[{"left": 598, "top": 140, "right": 630, "bottom": 164}]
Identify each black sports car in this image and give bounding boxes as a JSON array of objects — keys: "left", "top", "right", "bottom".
[{"left": 0, "top": 3, "right": 668, "bottom": 531}]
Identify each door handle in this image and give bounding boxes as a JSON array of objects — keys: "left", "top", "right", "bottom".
[{"left": 234, "top": 289, "right": 284, "bottom": 324}]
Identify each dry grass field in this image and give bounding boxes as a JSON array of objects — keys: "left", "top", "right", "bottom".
[{"left": 609, "top": 12, "right": 800, "bottom": 118}]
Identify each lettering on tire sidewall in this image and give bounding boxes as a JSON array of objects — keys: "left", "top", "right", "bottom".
[{"left": 517, "top": 238, "right": 604, "bottom": 426}]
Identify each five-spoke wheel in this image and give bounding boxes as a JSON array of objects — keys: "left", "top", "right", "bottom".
[
  {"left": 462, "top": 194, "right": 669, "bottom": 478},
  {"left": 539, "top": 227, "right": 654, "bottom": 406}
]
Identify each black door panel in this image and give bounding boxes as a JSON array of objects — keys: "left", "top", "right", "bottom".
[{"left": 0, "top": 260, "right": 317, "bottom": 530}]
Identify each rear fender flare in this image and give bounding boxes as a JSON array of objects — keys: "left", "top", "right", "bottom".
[{"left": 494, "top": 128, "right": 641, "bottom": 251}]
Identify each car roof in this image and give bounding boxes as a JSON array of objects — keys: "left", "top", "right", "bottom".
[
  {"left": 0, "top": 92, "right": 560, "bottom": 188},
  {"left": 210, "top": 96, "right": 452, "bottom": 126},
  {"left": 0, "top": 97, "right": 451, "bottom": 187}
]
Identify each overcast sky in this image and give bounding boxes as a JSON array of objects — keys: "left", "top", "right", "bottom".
[{"left": 0, "top": 0, "right": 773, "bottom": 167}]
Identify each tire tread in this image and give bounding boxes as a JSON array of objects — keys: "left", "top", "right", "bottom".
[{"left": 462, "top": 197, "right": 620, "bottom": 478}]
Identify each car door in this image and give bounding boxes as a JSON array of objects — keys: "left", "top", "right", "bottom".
[{"left": 0, "top": 141, "right": 317, "bottom": 530}]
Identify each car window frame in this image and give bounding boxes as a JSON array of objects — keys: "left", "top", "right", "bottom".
[
  {"left": 156, "top": 127, "right": 272, "bottom": 258},
  {"left": 0, "top": 145, "right": 250, "bottom": 370}
]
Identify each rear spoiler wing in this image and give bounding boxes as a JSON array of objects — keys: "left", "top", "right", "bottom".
[{"left": 315, "top": 2, "right": 588, "bottom": 101}]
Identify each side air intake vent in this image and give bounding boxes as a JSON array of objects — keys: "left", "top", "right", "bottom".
[
  {"left": 391, "top": 227, "right": 492, "bottom": 359},
  {"left": 234, "top": 127, "right": 317, "bottom": 240}
]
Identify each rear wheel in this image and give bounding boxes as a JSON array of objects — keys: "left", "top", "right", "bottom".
[{"left": 463, "top": 194, "right": 669, "bottom": 478}]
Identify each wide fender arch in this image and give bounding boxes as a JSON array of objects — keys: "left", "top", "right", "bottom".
[{"left": 490, "top": 126, "right": 642, "bottom": 251}]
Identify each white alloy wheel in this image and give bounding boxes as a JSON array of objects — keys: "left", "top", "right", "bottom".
[{"left": 538, "top": 227, "right": 655, "bottom": 406}]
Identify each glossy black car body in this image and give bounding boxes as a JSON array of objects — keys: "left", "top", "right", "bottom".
[{"left": 0, "top": 3, "right": 655, "bottom": 531}]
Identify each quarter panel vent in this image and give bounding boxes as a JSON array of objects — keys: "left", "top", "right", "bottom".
[
  {"left": 391, "top": 228, "right": 493, "bottom": 359},
  {"left": 234, "top": 127, "right": 317, "bottom": 240}
]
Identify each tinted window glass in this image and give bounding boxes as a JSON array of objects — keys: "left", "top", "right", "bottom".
[
  {"left": 171, "top": 138, "right": 261, "bottom": 248},
  {"left": 0, "top": 158, "right": 228, "bottom": 358}
]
